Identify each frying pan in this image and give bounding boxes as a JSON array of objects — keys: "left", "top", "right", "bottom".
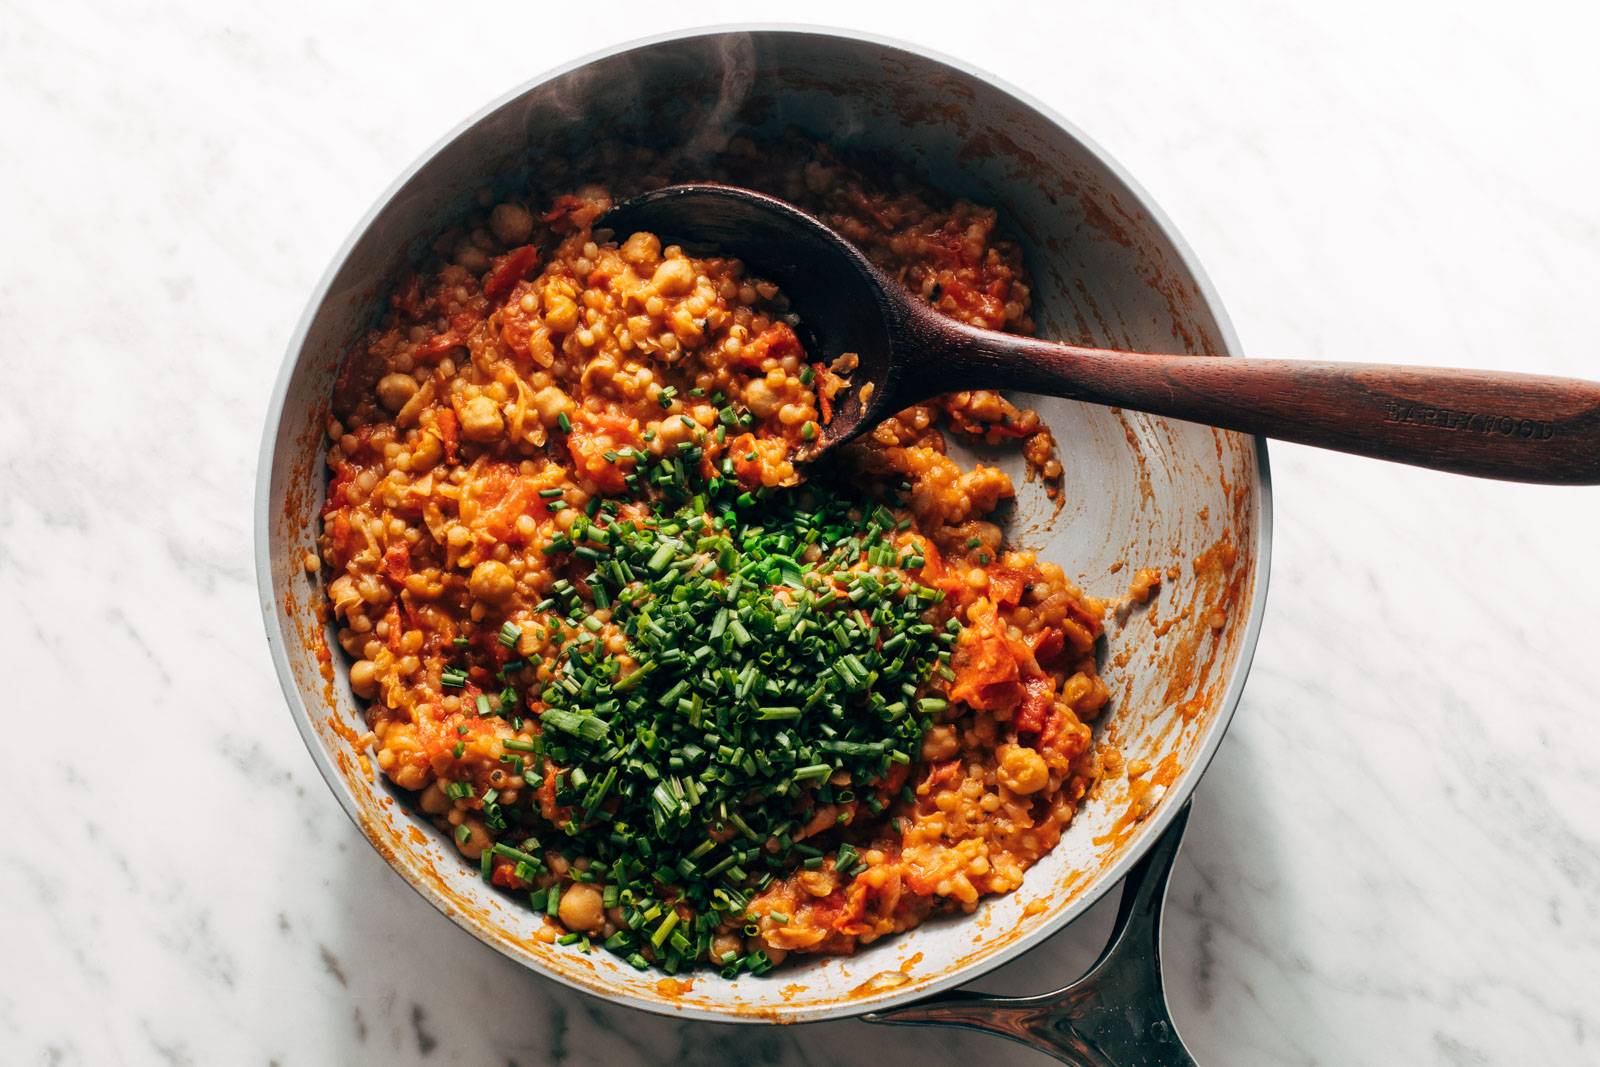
[{"left": 254, "top": 26, "right": 1271, "bottom": 1063}]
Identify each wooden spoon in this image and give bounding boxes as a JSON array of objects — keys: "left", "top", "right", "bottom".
[{"left": 600, "top": 183, "right": 1600, "bottom": 484}]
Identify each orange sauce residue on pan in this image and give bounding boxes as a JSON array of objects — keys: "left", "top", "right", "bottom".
[
  {"left": 1093, "top": 751, "right": 1183, "bottom": 847},
  {"left": 1115, "top": 409, "right": 1155, "bottom": 506},
  {"left": 849, "top": 952, "right": 925, "bottom": 998}
]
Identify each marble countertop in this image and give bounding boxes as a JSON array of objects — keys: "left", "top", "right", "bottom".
[{"left": 6, "top": 2, "right": 1598, "bottom": 1064}]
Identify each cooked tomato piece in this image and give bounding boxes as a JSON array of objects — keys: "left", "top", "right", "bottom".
[
  {"left": 414, "top": 330, "right": 465, "bottom": 361},
  {"left": 541, "top": 194, "right": 603, "bottom": 233},
  {"left": 565, "top": 410, "right": 637, "bottom": 494},
  {"left": 484, "top": 245, "right": 540, "bottom": 301},
  {"left": 728, "top": 432, "right": 763, "bottom": 488},
  {"left": 1014, "top": 675, "right": 1056, "bottom": 735},
  {"left": 949, "top": 602, "right": 1023, "bottom": 712},
  {"left": 435, "top": 410, "right": 460, "bottom": 463},
  {"left": 1029, "top": 626, "right": 1066, "bottom": 666},
  {"left": 473, "top": 465, "right": 541, "bottom": 544},
  {"left": 1064, "top": 598, "right": 1104, "bottom": 638},
  {"left": 381, "top": 603, "right": 404, "bottom": 652},
  {"left": 381, "top": 541, "right": 410, "bottom": 583},
  {"left": 831, "top": 881, "right": 871, "bottom": 935},
  {"left": 738, "top": 322, "right": 801, "bottom": 365},
  {"left": 812, "top": 362, "right": 833, "bottom": 424},
  {"left": 324, "top": 510, "right": 354, "bottom": 557},
  {"left": 490, "top": 859, "right": 530, "bottom": 890},
  {"left": 986, "top": 566, "right": 1028, "bottom": 607}
]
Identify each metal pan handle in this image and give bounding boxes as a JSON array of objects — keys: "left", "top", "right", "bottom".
[{"left": 864, "top": 803, "right": 1196, "bottom": 1066}]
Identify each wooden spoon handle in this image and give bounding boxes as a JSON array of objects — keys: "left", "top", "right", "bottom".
[{"left": 922, "top": 324, "right": 1600, "bottom": 484}]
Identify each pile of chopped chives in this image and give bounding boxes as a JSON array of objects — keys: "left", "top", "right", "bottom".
[{"left": 498, "top": 465, "right": 959, "bottom": 976}]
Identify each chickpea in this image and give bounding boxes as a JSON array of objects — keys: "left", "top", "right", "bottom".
[
  {"left": 650, "top": 256, "right": 695, "bottom": 297},
  {"left": 453, "top": 239, "right": 489, "bottom": 274},
  {"left": 348, "top": 658, "right": 379, "bottom": 699},
  {"left": 743, "top": 378, "right": 779, "bottom": 418},
  {"left": 1076, "top": 674, "right": 1111, "bottom": 714},
  {"left": 620, "top": 231, "right": 661, "bottom": 268},
  {"left": 410, "top": 430, "right": 443, "bottom": 471},
  {"left": 453, "top": 817, "right": 490, "bottom": 859},
  {"left": 669, "top": 306, "right": 703, "bottom": 346},
  {"left": 530, "top": 385, "right": 575, "bottom": 427},
  {"left": 418, "top": 781, "right": 450, "bottom": 814},
  {"left": 544, "top": 292, "right": 579, "bottom": 333},
  {"left": 459, "top": 395, "right": 504, "bottom": 442},
  {"left": 392, "top": 761, "right": 427, "bottom": 790},
  {"left": 651, "top": 416, "right": 692, "bottom": 449},
  {"left": 557, "top": 882, "right": 605, "bottom": 934},
  {"left": 328, "top": 574, "right": 360, "bottom": 616},
  {"left": 920, "top": 724, "right": 960, "bottom": 761},
  {"left": 996, "top": 744, "right": 1049, "bottom": 795},
  {"left": 585, "top": 352, "right": 617, "bottom": 384},
  {"left": 711, "top": 932, "right": 743, "bottom": 962},
  {"left": 469, "top": 559, "right": 516, "bottom": 605},
  {"left": 376, "top": 373, "right": 418, "bottom": 412},
  {"left": 489, "top": 202, "right": 534, "bottom": 246}
]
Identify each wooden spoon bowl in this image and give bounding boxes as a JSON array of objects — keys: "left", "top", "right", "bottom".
[{"left": 601, "top": 183, "right": 1600, "bottom": 484}]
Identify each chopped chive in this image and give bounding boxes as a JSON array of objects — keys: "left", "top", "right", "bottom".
[{"left": 441, "top": 469, "right": 962, "bottom": 978}]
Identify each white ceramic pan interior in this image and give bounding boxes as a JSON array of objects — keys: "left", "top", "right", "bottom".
[{"left": 255, "top": 27, "right": 1270, "bottom": 1024}]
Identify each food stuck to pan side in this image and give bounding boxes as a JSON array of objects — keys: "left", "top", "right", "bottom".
[{"left": 316, "top": 134, "right": 1110, "bottom": 976}]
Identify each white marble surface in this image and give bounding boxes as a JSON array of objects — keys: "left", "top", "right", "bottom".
[{"left": 4, "top": 1, "right": 1599, "bottom": 1063}]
